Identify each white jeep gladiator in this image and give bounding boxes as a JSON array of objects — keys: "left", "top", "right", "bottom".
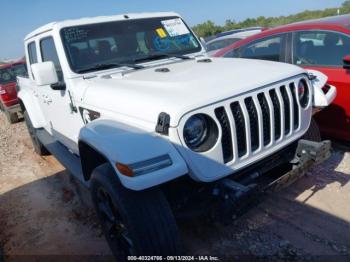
[{"left": 17, "top": 12, "right": 336, "bottom": 258}]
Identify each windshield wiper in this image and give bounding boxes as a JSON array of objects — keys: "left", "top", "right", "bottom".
[
  {"left": 133, "top": 52, "right": 192, "bottom": 63},
  {"left": 76, "top": 63, "right": 144, "bottom": 73}
]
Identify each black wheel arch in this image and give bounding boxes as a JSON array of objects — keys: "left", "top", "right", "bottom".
[
  {"left": 79, "top": 140, "right": 109, "bottom": 181},
  {"left": 19, "top": 99, "right": 26, "bottom": 112}
]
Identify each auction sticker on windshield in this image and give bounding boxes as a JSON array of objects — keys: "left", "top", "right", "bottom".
[{"left": 161, "top": 18, "right": 190, "bottom": 37}]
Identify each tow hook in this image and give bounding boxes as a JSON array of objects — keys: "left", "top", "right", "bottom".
[
  {"left": 212, "top": 178, "right": 260, "bottom": 219},
  {"left": 213, "top": 178, "right": 257, "bottom": 202}
]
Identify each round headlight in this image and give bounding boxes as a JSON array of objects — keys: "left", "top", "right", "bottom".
[
  {"left": 297, "top": 79, "right": 310, "bottom": 108},
  {"left": 184, "top": 115, "right": 207, "bottom": 148},
  {"left": 183, "top": 114, "right": 218, "bottom": 152}
]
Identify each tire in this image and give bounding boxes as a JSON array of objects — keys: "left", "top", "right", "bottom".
[
  {"left": 303, "top": 117, "right": 321, "bottom": 142},
  {"left": 5, "top": 109, "right": 19, "bottom": 124},
  {"left": 23, "top": 110, "right": 50, "bottom": 156},
  {"left": 91, "top": 163, "right": 182, "bottom": 260}
]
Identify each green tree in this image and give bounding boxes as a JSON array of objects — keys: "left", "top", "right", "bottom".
[
  {"left": 342, "top": 0, "right": 350, "bottom": 13},
  {"left": 192, "top": 20, "right": 221, "bottom": 37}
]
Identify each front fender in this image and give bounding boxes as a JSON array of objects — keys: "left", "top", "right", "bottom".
[
  {"left": 18, "top": 89, "right": 46, "bottom": 128},
  {"left": 79, "top": 119, "right": 188, "bottom": 190},
  {"left": 307, "top": 69, "right": 337, "bottom": 107}
]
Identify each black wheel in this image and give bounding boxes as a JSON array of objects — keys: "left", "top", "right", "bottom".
[
  {"left": 303, "top": 117, "right": 321, "bottom": 142},
  {"left": 91, "top": 163, "right": 182, "bottom": 260},
  {"left": 4, "top": 109, "right": 19, "bottom": 124},
  {"left": 23, "top": 110, "right": 50, "bottom": 156}
]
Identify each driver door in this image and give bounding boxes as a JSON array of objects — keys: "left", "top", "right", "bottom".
[{"left": 38, "top": 34, "right": 83, "bottom": 154}]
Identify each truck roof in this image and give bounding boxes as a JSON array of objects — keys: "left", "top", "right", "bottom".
[{"left": 24, "top": 12, "right": 180, "bottom": 41}]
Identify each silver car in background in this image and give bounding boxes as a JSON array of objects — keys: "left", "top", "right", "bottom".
[{"left": 205, "top": 28, "right": 263, "bottom": 56}]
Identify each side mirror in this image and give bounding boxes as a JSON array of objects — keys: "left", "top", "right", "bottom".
[
  {"left": 31, "top": 61, "right": 59, "bottom": 86},
  {"left": 343, "top": 55, "right": 350, "bottom": 70}
]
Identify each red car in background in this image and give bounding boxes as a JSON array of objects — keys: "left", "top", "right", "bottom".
[
  {"left": 0, "top": 59, "right": 27, "bottom": 123},
  {"left": 215, "top": 15, "right": 350, "bottom": 142}
]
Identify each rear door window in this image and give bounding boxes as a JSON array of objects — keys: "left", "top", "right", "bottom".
[
  {"left": 27, "top": 41, "right": 38, "bottom": 79},
  {"left": 293, "top": 30, "right": 350, "bottom": 67},
  {"left": 28, "top": 42, "right": 38, "bottom": 64}
]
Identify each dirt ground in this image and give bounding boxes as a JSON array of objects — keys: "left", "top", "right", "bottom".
[{"left": 0, "top": 111, "right": 350, "bottom": 261}]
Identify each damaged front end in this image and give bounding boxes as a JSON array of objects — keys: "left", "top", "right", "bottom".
[
  {"left": 266, "top": 139, "right": 331, "bottom": 192},
  {"left": 307, "top": 70, "right": 336, "bottom": 114},
  {"left": 213, "top": 139, "right": 331, "bottom": 211}
]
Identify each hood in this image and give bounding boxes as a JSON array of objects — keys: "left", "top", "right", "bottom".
[{"left": 83, "top": 58, "right": 305, "bottom": 127}]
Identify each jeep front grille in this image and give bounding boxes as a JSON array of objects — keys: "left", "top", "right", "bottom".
[{"left": 215, "top": 81, "right": 302, "bottom": 164}]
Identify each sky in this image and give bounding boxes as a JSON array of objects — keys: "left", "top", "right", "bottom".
[{"left": 0, "top": 0, "right": 345, "bottom": 59}]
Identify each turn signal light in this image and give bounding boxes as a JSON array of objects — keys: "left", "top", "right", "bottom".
[
  {"left": 115, "top": 163, "right": 134, "bottom": 177},
  {"left": 116, "top": 155, "right": 172, "bottom": 177}
]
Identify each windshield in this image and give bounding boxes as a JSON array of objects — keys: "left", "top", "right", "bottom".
[
  {"left": 0, "top": 64, "right": 27, "bottom": 85},
  {"left": 61, "top": 16, "right": 201, "bottom": 73}
]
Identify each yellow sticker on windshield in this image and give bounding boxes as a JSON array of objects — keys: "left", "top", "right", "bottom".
[{"left": 156, "top": 28, "right": 167, "bottom": 38}]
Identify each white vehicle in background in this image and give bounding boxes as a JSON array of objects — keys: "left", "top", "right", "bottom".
[
  {"left": 205, "top": 28, "right": 263, "bottom": 56},
  {"left": 17, "top": 12, "right": 334, "bottom": 258}
]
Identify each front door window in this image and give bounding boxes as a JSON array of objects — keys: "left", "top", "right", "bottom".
[{"left": 293, "top": 30, "right": 350, "bottom": 67}]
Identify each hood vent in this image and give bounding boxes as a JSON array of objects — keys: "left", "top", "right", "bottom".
[
  {"left": 197, "top": 58, "right": 212, "bottom": 63},
  {"left": 155, "top": 67, "right": 170, "bottom": 73}
]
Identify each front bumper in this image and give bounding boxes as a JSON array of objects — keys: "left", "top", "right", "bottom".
[{"left": 215, "top": 139, "right": 331, "bottom": 202}]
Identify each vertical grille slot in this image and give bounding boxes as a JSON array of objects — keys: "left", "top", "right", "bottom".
[
  {"left": 230, "top": 102, "right": 247, "bottom": 157},
  {"left": 215, "top": 107, "right": 233, "bottom": 163},
  {"left": 269, "top": 89, "right": 281, "bottom": 140},
  {"left": 257, "top": 93, "right": 271, "bottom": 146},
  {"left": 280, "top": 86, "right": 291, "bottom": 135},
  {"left": 244, "top": 97, "right": 259, "bottom": 151},
  {"left": 289, "top": 83, "right": 300, "bottom": 129}
]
